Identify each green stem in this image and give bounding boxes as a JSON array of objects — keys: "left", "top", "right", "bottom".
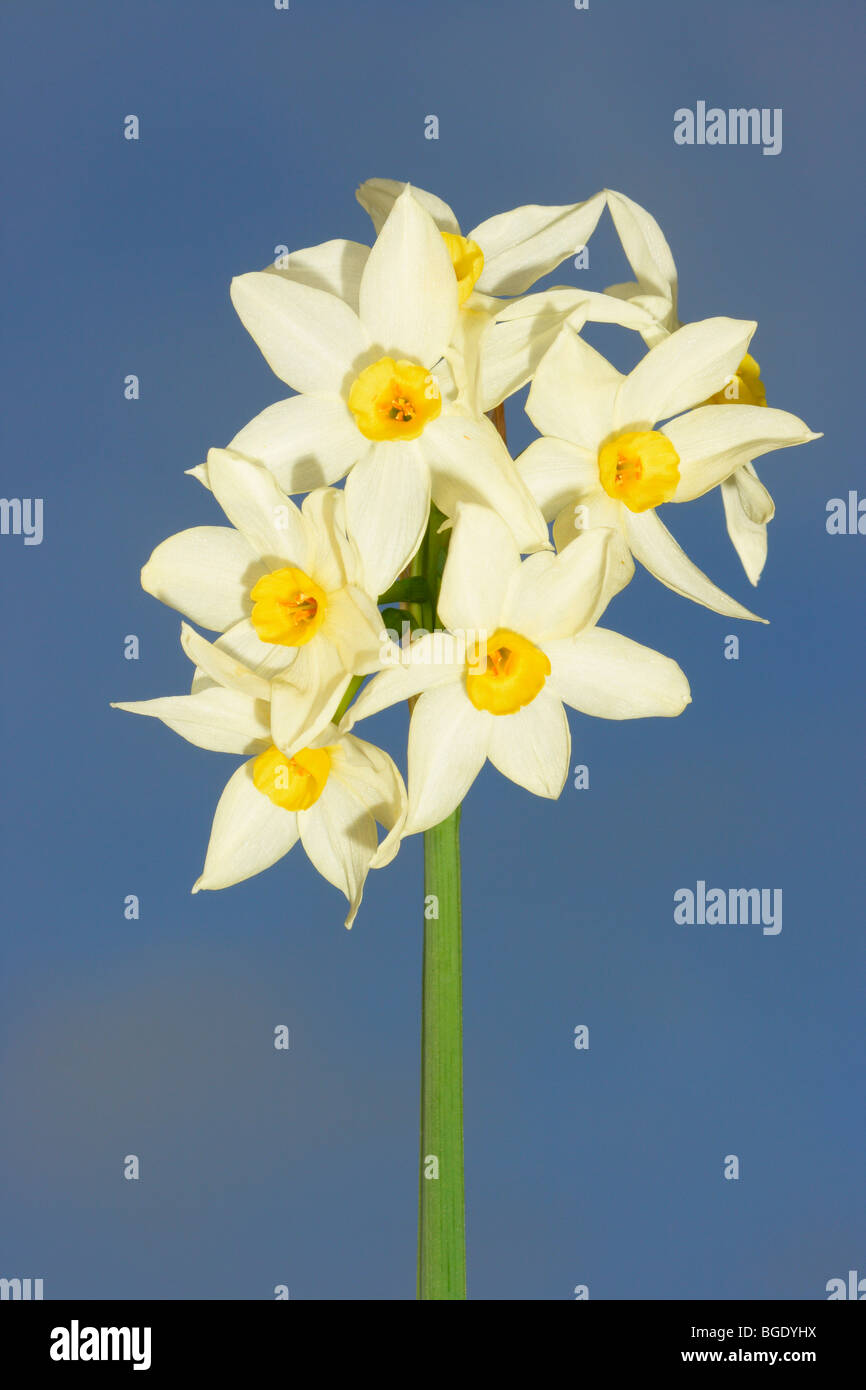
[
  {"left": 415, "top": 503, "right": 466, "bottom": 1300},
  {"left": 419, "top": 805, "right": 466, "bottom": 1300}
]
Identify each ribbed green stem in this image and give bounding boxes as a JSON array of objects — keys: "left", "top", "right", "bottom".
[
  {"left": 418, "top": 806, "right": 465, "bottom": 1299},
  {"left": 411, "top": 503, "right": 466, "bottom": 1300}
]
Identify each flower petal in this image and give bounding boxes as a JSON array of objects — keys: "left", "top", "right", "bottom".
[
  {"left": 356, "top": 178, "right": 460, "bottom": 236},
  {"left": 424, "top": 410, "right": 549, "bottom": 552},
  {"left": 437, "top": 501, "right": 521, "bottom": 635},
  {"left": 192, "top": 619, "right": 298, "bottom": 689},
  {"left": 330, "top": 733, "right": 408, "bottom": 870},
  {"left": 111, "top": 688, "right": 270, "bottom": 753},
  {"left": 227, "top": 394, "right": 362, "bottom": 494},
  {"left": 405, "top": 683, "right": 491, "bottom": 834},
  {"left": 623, "top": 507, "right": 767, "bottom": 622},
  {"left": 340, "top": 634, "right": 466, "bottom": 731},
  {"left": 193, "top": 760, "right": 300, "bottom": 892},
  {"left": 321, "top": 585, "right": 385, "bottom": 673},
  {"left": 206, "top": 449, "right": 310, "bottom": 568},
  {"left": 547, "top": 627, "right": 691, "bottom": 718},
  {"left": 270, "top": 641, "right": 352, "bottom": 758},
  {"left": 665, "top": 404, "right": 820, "bottom": 502},
  {"left": 516, "top": 436, "right": 601, "bottom": 521},
  {"left": 141, "top": 526, "right": 264, "bottom": 632},
  {"left": 604, "top": 190, "right": 678, "bottom": 310},
  {"left": 299, "top": 776, "right": 379, "bottom": 929},
  {"left": 721, "top": 469, "right": 770, "bottom": 586},
  {"left": 486, "top": 689, "right": 570, "bottom": 797},
  {"left": 614, "top": 317, "right": 756, "bottom": 429},
  {"left": 230, "top": 271, "right": 370, "bottom": 394},
  {"left": 301, "top": 486, "right": 360, "bottom": 591},
  {"left": 502, "top": 528, "right": 616, "bottom": 641},
  {"left": 179, "top": 622, "right": 271, "bottom": 701},
  {"left": 344, "top": 442, "right": 430, "bottom": 599},
  {"left": 471, "top": 192, "right": 606, "bottom": 296},
  {"left": 265, "top": 239, "right": 370, "bottom": 313},
  {"left": 526, "top": 325, "right": 622, "bottom": 451},
  {"left": 358, "top": 187, "right": 458, "bottom": 364},
  {"left": 479, "top": 288, "right": 656, "bottom": 412}
]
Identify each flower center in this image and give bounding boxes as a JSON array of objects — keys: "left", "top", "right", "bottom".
[
  {"left": 253, "top": 744, "right": 331, "bottom": 812},
  {"left": 441, "top": 231, "right": 485, "bottom": 305},
  {"left": 465, "top": 627, "right": 551, "bottom": 715},
  {"left": 249, "top": 567, "right": 328, "bottom": 646},
  {"left": 705, "top": 352, "right": 767, "bottom": 407},
  {"left": 348, "top": 357, "right": 441, "bottom": 442},
  {"left": 597, "top": 430, "right": 681, "bottom": 512}
]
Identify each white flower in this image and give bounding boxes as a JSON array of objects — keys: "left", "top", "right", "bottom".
[
  {"left": 112, "top": 643, "right": 406, "bottom": 927},
  {"left": 357, "top": 179, "right": 658, "bottom": 417},
  {"left": 604, "top": 189, "right": 779, "bottom": 584},
  {"left": 223, "top": 187, "right": 548, "bottom": 593},
  {"left": 518, "top": 319, "right": 820, "bottom": 621},
  {"left": 341, "top": 504, "right": 690, "bottom": 835},
  {"left": 142, "top": 450, "right": 388, "bottom": 756}
]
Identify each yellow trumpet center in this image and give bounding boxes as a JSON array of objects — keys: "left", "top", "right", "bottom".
[
  {"left": 249, "top": 567, "right": 327, "bottom": 646},
  {"left": 348, "top": 357, "right": 441, "bottom": 441},
  {"left": 465, "top": 628, "right": 551, "bottom": 715},
  {"left": 706, "top": 352, "right": 767, "bottom": 407},
  {"left": 253, "top": 744, "right": 332, "bottom": 812},
  {"left": 441, "top": 231, "right": 485, "bottom": 305},
  {"left": 597, "top": 430, "right": 681, "bottom": 512}
]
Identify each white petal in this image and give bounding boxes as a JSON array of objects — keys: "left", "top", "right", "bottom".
[
  {"left": 206, "top": 449, "right": 310, "bottom": 568},
  {"left": 330, "top": 734, "right": 408, "bottom": 870},
  {"left": 141, "top": 526, "right": 263, "bottom": 632},
  {"left": 302, "top": 486, "right": 360, "bottom": 591},
  {"left": 193, "top": 619, "right": 298, "bottom": 689},
  {"left": 340, "top": 634, "right": 466, "bottom": 731},
  {"left": 486, "top": 689, "right": 570, "bottom": 797},
  {"left": 604, "top": 190, "right": 678, "bottom": 307},
  {"left": 550, "top": 493, "right": 624, "bottom": 553},
  {"left": 299, "top": 777, "right": 379, "bottom": 929},
  {"left": 356, "top": 178, "right": 460, "bottom": 236},
  {"left": 230, "top": 271, "right": 370, "bottom": 394},
  {"left": 405, "top": 683, "right": 491, "bottom": 834},
  {"left": 112, "top": 688, "right": 270, "bottom": 753},
  {"left": 665, "top": 405, "right": 820, "bottom": 502},
  {"left": 733, "top": 460, "right": 775, "bottom": 525},
  {"left": 516, "top": 436, "right": 601, "bottom": 521},
  {"left": 615, "top": 318, "right": 756, "bottom": 429},
  {"left": 179, "top": 622, "right": 271, "bottom": 700},
  {"left": 471, "top": 193, "right": 606, "bottom": 296},
  {"left": 270, "top": 641, "right": 352, "bottom": 758},
  {"left": 424, "top": 410, "right": 549, "bottom": 553},
  {"left": 321, "top": 585, "right": 385, "bottom": 673},
  {"left": 547, "top": 627, "right": 691, "bottom": 718},
  {"left": 623, "top": 508, "right": 766, "bottom": 622},
  {"left": 479, "top": 288, "right": 656, "bottom": 412},
  {"left": 358, "top": 187, "right": 458, "bottom": 364},
  {"left": 193, "top": 760, "right": 299, "bottom": 892},
  {"left": 344, "top": 442, "right": 430, "bottom": 599},
  {"left": 437, "top": 502, "right": 521, "bottom": 635},
  {"left": 501, "top": 528, "right": 616, "bottom": 641},
  {"left": 721, "top": 472, "right": 769, "bottom": 586},
  {"left": 227, "top": 394, "right": 362, "bottom": 494},
  {"left": 266, "top": 239, "right": 370, "bottom": 312},
  {"left": 526, "top": 325, "right": 622, "bottom": 451}
]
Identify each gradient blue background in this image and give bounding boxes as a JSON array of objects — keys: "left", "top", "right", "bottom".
[{"left": 1, "top": 0, "right": 862, "bottom": 1300}]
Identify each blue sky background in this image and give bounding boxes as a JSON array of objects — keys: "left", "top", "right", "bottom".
[{"left": 1, "top": 0, "right": 863, "bottom": 1300}]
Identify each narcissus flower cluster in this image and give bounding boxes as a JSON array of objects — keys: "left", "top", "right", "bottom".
[{"left": 115, "top": 181, "right": 819, "bottom": 926}]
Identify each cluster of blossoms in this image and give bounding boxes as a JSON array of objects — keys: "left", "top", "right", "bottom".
[{"left": 115, "top": 182, "right": 819, "bottom": 926}]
